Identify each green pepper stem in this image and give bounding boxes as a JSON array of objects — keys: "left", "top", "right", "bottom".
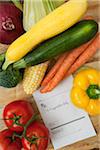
[{"left": 86, "top": 84, "right": 100, "bottom": 99}]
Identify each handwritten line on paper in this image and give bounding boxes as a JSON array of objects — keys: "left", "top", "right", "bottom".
[
  {"left": 38, "top": 90, "right": 70, "bottom": 100},
  {"left": 51, "top": 116, "right": 85, "bottom": 130},
  {"left": 40, "top": 101, "right": 68, "bottom": 112}
]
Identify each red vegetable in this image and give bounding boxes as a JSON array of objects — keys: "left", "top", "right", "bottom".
[
  {"left": 3, "top": 100, "right": 35, "bottom": 132},
  {"left": 0, "top": 129, "right": 22, "bottom": 150},
  {"left": 22, "top": 122, "right": 49, "bottom": 150},
  {"left": 0, "top": 2, "right": 24, "bottom": 44}
]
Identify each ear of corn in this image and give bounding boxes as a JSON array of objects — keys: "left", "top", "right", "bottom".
[{"left": 23, "top": 62, "right": 49, "bottom": 94}]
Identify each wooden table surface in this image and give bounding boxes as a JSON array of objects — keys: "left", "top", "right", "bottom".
[{"left": 0, "top": 1, "right": 100, "bottom": 150}]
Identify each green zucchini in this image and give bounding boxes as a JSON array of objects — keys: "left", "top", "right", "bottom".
[
  {"left": 0, "top": 53, "right": 5, "bottom": 72},
  {"left": 13, "top": 20, "right": 98, "bottom": 69}
]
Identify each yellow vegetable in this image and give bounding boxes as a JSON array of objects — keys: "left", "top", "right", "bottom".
[
  {"left": 71, "top": 68, "right": 100, "bottom": 116},
  {"left": 3, "top": 0, "right": 88, "bottom": 70},
  {"left": 23, "top": 62, "right": 49, "bottom": 94}
]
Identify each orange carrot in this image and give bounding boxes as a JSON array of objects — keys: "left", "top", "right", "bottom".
[
  {"left": 41, "top": 17, "right": 96, "bottom": 93},
  {"left": 65, "top": 33, "right": 100, "bottom": 78},
  {"left": 41, "top": 52, "right": 69, "bottom": 86},
  {"left": 40, "top": 81, "right": 52, "bottom": 93},
  {"left": 41, "top": 33, "right": 99, "bottom": 93},
  {"left": 40, "top": 40, "right": 92, "bottom": 93},
  {"left": 50, "top": 33, "right": 100, "bottom": 91}
]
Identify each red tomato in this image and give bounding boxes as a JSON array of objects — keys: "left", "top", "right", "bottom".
[
  {"left": 22, "top": 122, "right": 49, "bottom": 150},
  {"left": 0, "top": 129, "right": 22, "bottom": 150},
  {"left": 3, "top": 100, "right": 34, "bottom": 132}
]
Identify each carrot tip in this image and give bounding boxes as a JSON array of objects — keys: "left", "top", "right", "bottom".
[
  {"left": 40, "top": 89, "right": 45, "bottom": 93},
  {"left": 41, "top": 82, "right": 46, "bottom": 87}
]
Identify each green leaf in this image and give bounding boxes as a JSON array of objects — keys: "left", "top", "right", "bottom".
[
  {"left": 23, "top": 0, "right": 65, "bottom": 31},
  {"left": 11, "top": 0, "right": 23, "bottom": 11}
]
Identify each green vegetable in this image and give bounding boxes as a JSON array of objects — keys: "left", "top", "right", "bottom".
[
  {"left": 0, "top": 53, "right": 5, "bottom": 62},
  {"left": 42, "top": 0, "right": 65, "bottom": 14},
  {"left": 0, "top": 53, "right": 5, "bottom": 72},
  {"left": 23, "top": 0, "right": 65, "bottom": 31},
  {"left": 11, "top": 0, "right": 23, "bottom": 11},
  {"left": 13, "top": 20, "right": 98, "bottom": 69},
  {"left": 0, "top": 63, "right": 3, "bottom": 72},
  {"left": 86, "top": 85, "right": 100, "bottom": 99},
  {"left": 0, "top": 66, "right": 22, "bottom": 88}
]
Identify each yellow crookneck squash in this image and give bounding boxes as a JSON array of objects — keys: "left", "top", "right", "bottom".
[{"left": 71, "top": 68, "right": 100, "bottom": 116}]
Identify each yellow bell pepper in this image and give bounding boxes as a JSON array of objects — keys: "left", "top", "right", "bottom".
[{"left": 70, "top": 68, "right": 100, "bottom": 116}]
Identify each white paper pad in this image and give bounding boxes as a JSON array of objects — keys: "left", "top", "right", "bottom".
[{"left": 33, "top": 76, "right": 96, "bottom": 150}]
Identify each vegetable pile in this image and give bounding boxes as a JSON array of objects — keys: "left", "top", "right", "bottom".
[
  {"left": 0, "top": 3, "right": 100, "bottom": 150},
  {"left": 22, "top": 0, "right": 65, "bottom": 94},
  {"left": 0, "top": 100, "right": 49, "bottom": 150},
  {"left": 3, "top": 0, "right": 88, "bottom": 69},
  {"left": 41, "top": 33, "right": 100, "bottom": 93},
  {"left": 13, "top": 20, "right": 98, "bottom": 69},
  {"left": 0, "top": 0, "right": 99, "bottom": 99}
]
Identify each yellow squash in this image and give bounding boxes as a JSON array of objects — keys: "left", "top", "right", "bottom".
[
  {"left": 3, "top": 0, "right": 88, "bottom": 70},
  {"left": 71, "top": 68, "right": 100, "bottom": 116}
]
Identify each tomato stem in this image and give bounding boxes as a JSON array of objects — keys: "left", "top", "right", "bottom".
[
  {"left": 23, "top": 113, "right": 38, "bottom": 137},
  {"left": 5, "top": 113, "right": 48, "bottom": 146},
  {"left": 4, "top": 113, "right": 25, "bottom": 127},
  {"left": 12, "top": 132, "right": 22, "bottom": 140},
  {"left": 7, "top": 136, "right": 15, "bottom": 142}
]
